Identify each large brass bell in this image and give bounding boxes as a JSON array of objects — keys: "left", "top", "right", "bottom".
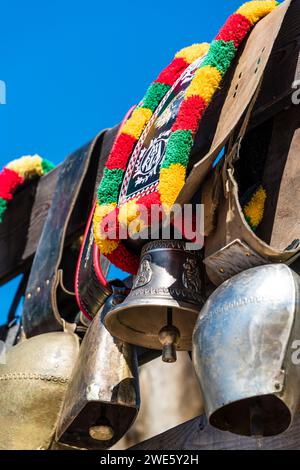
[
  {"left": 0, "top": 330, "right": 79, "bottom": 450},
  {"left": 105, "top": 240, "right": 204, "bottom": 363},
  {"left": 193, "top": 264, "right": 300, "bottom": 437},
  {"left": 56, "top": 303, "right": 140, "bottom": 449}
]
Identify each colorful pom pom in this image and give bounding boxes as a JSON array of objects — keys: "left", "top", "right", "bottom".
[
  {"left": 201, "top": 40, "right": 237, "bottom": 76},
  {"left": 0, "top": 168, "right": 24, "bottom": 200},
  {"left": 97, "top": 168, "right": 124, "bottom": 205},
  {"left": 161, "top": 130, "right": 193, "bottom": 170},
  {"left": 175, "top": 43, "right": 210, "bottom": 64},
  {"left": 172, "top": 95, "right": 207, "bottom": 134},
  {"left": 185, "top": 66, "right": 222, "bottom": 102},
  {"left": 243, "top": 186, "right": 267, "bottom": 231},
  {"left": 216, "top": 13, "right": 252, "bottom": 48},
  {"left": 142, "top": 83, "right": 171, "bottom": 113},
  {"left": 159, "top": 164, "right": 186, "bottom": 209},
  {"left": 106, "top": 133, "right": 137, "bottom": 171},
  {"left": 6, "top": 155, "right": 43, "bottom": 178},
  {"left": 237, "top": 1, "right": 277, "bottom": 25},
  {"left": 155, "top": 57, "right": 189, "bottom": 87}
]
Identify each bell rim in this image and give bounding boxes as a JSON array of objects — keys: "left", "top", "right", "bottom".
[
  {"left": 208, "top": 393, "right": 293, "bottom": 437},
  {"left": 104, "top": 297, "right": 200, "bottom": 351}
]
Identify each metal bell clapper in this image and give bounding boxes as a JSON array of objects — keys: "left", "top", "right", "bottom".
[
  {"left": 193, "top": 264, "right": 300, "bottom": 437},
  {"left": 0, "top": 330, "right": 80, "bottom": 450},
  {"left": 104, "top": 240, "right": 204, "bottom": 363},
  {"left": 56, "top": 290, "right": 140, "bottom": 450}
]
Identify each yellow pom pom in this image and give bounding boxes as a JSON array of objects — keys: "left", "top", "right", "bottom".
[
  {"left": 176, "top": 43, "right": 210, "bottom": 64},
  {"left": 243, "top": 186, "right": 267, "bottom": 229},
  {"left": 93, "top": 202, "right": 119, "bottom": 255},
  {"left": 128, "top": 217, "right": 147, "bottom": 238},
  {"left": 7, "top": 155, "right": 43, "bottom": 178},
  {"left": 185, "top": 66, "right": 222, "bottom": 103},
  {"left": 122, "top": 107, "right": 153, "bottom": 140},
  {"left": 118, "top": 199, "right": 140, "bottom": 226},
  {"left": 159, "top": 164, "right": 186, "bottom": 210},
  {"left": 237, "top": 1, "right": 277, "bottom": 25}
]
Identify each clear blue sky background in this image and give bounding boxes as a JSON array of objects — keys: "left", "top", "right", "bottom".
[{"left": 0, "top": 0, "right": 243, "bottom": 325}]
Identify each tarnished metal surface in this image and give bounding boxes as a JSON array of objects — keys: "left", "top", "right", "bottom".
[
  {"left": 56, "top": 311, "right": 140, "bottom": 449},
  {"left": 105, "top": 240, "right": 204, "bottom": 352},
  {"left": 0, "top": 332, "right": 79, "bottom": 449},
  {"left": 193, "top": 264, "right": 300, "bottom": 437}
]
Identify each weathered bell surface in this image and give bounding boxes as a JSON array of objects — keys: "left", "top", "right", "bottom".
[
  {"left": 56, "top": 310, "right": 140, "bottom": 449},
  {"left": 105, "top": 240, "right": 204, "bottom": 362},
  {"left": 193, "top": 264, "right": 300, "bottom": 437},
  {"left": 0, "top": 331, "right": 80, "bottom": 449}
]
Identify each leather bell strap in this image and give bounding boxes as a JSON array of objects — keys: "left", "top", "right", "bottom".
[
  {"left": 75, "top": 106, "right": 136, "bottom": 321},
  {"left": 23, "top": 130, "right": 107, "bottom": 337},
  {"left": 75, "top": 201, "right": 112, "bottom": 321}
]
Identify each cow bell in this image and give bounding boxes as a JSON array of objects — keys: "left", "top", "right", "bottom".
[
  {"left": 0, "top": 330, "right": 80, "bottom": 450},
  {"left": 105, "top": 240, "right": 204, "bottom": 363},
  {"left": 193, "top": 264, "right": 300, "bottom": 437},
  {"left": 56, "top": 304, "right": 140, "bottom": 449}
]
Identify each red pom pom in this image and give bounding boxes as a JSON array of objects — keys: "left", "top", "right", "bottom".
[
  {"left": 216, "top": 13, "right": 252, "bottom": 48},
  {"left": 137, "top": 191, "right": 162, "bottom": 225},
  {"left": 106, "top": 133, "right": 137, "bottom": 171},
  {"left": 172, "top": 95, "right": 207, "bottom": 134},
  {"left": 0, "top": 168, "right": 24, "bottom": 200},
  {"left": 107, "top": 243, "right": 140, "bottom": 275},
  {"left": 155, "top": 57, "right": 188, "bottom": 87},
  {"left": 138, "top": 191, "right": 161, "bottom": 210}
]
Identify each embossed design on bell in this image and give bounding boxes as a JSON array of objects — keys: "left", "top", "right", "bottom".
[
  {"left": 182, "top": 258, "right": 202, "bottom": 293},
  {"left": 193, "top": 264, "right": 300, "bottom": 437},
  {"left": 132, "top": 254, "right": 152, "bottom": 289},
  {"left": 104, "top": 240, "right": 204, "bottom": 362}
]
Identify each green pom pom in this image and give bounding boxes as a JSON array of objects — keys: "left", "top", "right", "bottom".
[
  {"left": 98, "top": 168, "right": 124, "bottom": 205},
  {"left": 41, "top": 159, "right": 55, "bottom": 174},
  {"left": 142, "top": 82, "right": 170, "bottom": 112},
  {"left": 0, "top": 198, "right": 8, "bottom": 222},
  {"left": 201, "top": 40, "right": 236, "bottom": 76},
  {"left": 162, "top": 130, "right": 193, "bottom": 169}
]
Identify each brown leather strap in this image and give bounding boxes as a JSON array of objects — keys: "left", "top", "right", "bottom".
[
  {"left": 75, "top": 202, "right": 112, "bottom": 320},
  {"left": 22, "top": 131, "right": 106, "bottom": 337},
  {"left": 221, "top": 79, "right": 263, "bottom": 197}
]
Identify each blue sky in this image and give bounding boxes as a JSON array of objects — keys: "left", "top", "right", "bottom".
[{"left": 0, "top": 0, "right": 243, "bottom": 324}]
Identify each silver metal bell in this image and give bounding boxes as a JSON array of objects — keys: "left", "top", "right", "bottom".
[
  {"left": 193, "top": 264, "right": 300, "bottom": 437},
  {"left": 56, "top": 307, "right": 140, "bottom": 449},
  {"left": 105, "top": 240, "right": 204, "bottom": 363}
]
